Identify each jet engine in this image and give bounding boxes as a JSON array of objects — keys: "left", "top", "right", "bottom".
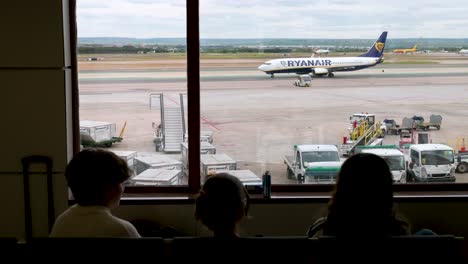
[{"left": 312, "top": 68, "right": 329, "bottom": 75}]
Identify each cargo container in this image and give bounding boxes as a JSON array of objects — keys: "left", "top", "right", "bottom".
[
  {"left": 200, "top": 154, "right": 237, "bottom": 183},
  {"left": 181, "top": 141, "right": 216, "bottom": 173},
  {"left": 130, "top": 169, "right": 181, "bottom": 186},
  {"left": 134, "top": 155, "right": 182, "bottom": 174},
  {"left": 80, "top": 120, "right": 125, "bottom": 147},
  {"left": 217, "top": 170, "right": 261, "bottom": 186},
  {"left": 110, "top": 150, "right": 137, "bottom": 173}
]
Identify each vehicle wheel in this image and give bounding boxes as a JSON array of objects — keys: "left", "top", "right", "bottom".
[
  {"left": 436, "top": 125, "right": 440, "bottom": 130},
  {"left": 287, "top": 167, "right": 294, "bottom": 179},
  {"left": 104, "top": 143, "right": 112, "bottom": 147},
  {"left": 457, "top": 162, "right": 468, "bottom": 173},
  {"left": 328, "top": 73, "right": 335, "bottom": 78},
  {"left": 423, "top": 126, "right": 428, "bottom": 131}
]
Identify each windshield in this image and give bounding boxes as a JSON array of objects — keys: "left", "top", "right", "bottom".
[
  {"left": 350, "top": 115, "right": 365, "bottom": 124},
  {"left": 383, "top": 156, "right": 405, "bottom": 171},
  {"left": 302, "top": 151, "right": 340, "bottom": 163},
  {"left": 350, "top": 115, "right": 374, "bottom": 125},
  {"left": 421, "top": 150, "right": 454, "bottom": 165}
]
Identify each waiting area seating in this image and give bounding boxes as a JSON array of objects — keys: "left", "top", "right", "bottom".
[{"left": 3, "top": 235, "right": 464, "bottom": 263}]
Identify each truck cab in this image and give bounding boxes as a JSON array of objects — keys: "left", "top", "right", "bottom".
[
  {"left": 407, "top": 144, "right": 456, "bottom": 182},
  {"left": 284, "top": 145, "right": 342, "bottom": 183},
  {"left": 348, "top": 113, "right": 387, "bottom": 135},
  {"left": 358, "top": 146, "right": 407, "bottom": 183}
]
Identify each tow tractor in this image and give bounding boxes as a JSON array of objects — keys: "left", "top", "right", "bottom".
[{"left": 293, "top": 75, "right": 312, "bottom": 87}]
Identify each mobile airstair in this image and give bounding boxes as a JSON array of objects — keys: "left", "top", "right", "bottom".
[
  {"left": 341, "top": 121, "right": 383, "bottom": 156},
  {"left": 150, "top": 93, "right": 185, "bottom": 153}
]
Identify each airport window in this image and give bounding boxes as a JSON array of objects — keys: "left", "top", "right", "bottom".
[
  {"left": 76, "top": 0, "right": 190, "bottom": 190},
  {"left": 75, "top": 0, "right": 468, "bottom": 194}
]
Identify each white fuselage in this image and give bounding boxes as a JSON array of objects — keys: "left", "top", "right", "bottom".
[{"left": 258, "top": 56, "right": 381, "bottom": 75}]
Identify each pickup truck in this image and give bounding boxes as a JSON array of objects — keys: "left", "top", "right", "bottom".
[{"left": 284, "top": 144, "right": 342, "bottom": 183}]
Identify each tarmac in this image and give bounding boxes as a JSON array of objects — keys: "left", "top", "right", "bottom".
[{"left": 79, "top": 59, "right": 468, "bottom": 184}]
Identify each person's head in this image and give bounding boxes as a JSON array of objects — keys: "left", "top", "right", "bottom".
[
  {"left": 65, "top": 148, "right": 132, "bottom": 208},
  {"left": 325, "top": 153, "right": 395, "bottom": 235},
  {"left": 195, "top": 173, "right": 249, "bottom": 237}
]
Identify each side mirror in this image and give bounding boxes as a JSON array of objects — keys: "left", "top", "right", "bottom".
[{"left": 458, "top": 156, "right": 462, "bottom": 163}]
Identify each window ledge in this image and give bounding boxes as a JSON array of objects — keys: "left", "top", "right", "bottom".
[{"left": 111, "top": 191, "right": 468, "bottom": 205}]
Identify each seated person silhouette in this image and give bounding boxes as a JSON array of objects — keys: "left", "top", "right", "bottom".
[
  {"left": 307, "top": 153, "right": 410, "bottom": 238},
  {"left": 195, "top": 173, "right": 249, "bottom": 238},
  {"left": 50, "top": 148, "right": 140, "bottom": 237}
]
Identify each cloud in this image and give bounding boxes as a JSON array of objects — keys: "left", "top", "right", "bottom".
[{"left": 77, "top": 0, "right": 468, "bottom": 38}]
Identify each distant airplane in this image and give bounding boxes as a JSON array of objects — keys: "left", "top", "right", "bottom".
[
  {"left": 459, "top": 49, "right": 468, "bottom": 54},
  {"left": 393, "top": 44, "right": 417, "bottom": 54},
  {"left": 313, "top": 48, "right": 330, "bottom": 56},
  {"left": 258, "top": 31, "right": 387, "bottom": 78}
]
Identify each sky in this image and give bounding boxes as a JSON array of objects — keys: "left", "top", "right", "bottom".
[{"left": 77, "top": 0, "right": 468, "bottom": 39}]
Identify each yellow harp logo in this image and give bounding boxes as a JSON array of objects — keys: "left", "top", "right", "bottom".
[{"left": 375, "top": 42, "right": 385, "bottom": 53}]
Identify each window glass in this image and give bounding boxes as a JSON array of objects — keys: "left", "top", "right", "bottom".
[
  {"left": 199, "top": 0, "right": 467, "bottom": 185},
  {"left": 421, "top": 150, "right": 454, "bottom": 165},
  {"left": 77, "top": 0, "right": 188, "bottom": 186},
  {"left": 383, "top": 156, "right": 406, "bottom": 171}
]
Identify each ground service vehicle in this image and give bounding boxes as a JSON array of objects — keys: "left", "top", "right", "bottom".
[
  {"left": 284, "top": 145, "right": 342, "bottom": 183},
  {"left": 383, "top": 119, "right": 400, "bottom": 135},
  {"left": 341, "top": 113, "right": 386, "bottom": 156},
  {"left": 399, "top": 130, "right": 412, "bottom": 149},
  {"left": 294, "top": 75, "right": 312, "bottom": 87},
  {"left": 407, "top": 144, "right": 456, "bottom": 182},
  {"left": 357, "top": 145, "right": 407, "bottom": 183},
  {"left": 412, "top": 114, "right": 442, "bottom": 131}
]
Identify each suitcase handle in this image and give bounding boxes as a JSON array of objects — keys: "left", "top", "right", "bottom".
[{"left": 21, "top": 155, "right": 55, "bottom": 241}]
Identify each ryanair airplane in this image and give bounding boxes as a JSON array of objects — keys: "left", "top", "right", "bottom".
[{"left": 258, "top": 31, "right": 387, "bottom": 78}]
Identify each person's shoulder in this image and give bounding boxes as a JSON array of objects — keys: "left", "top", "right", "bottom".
[{"left": 110, "top": 215, "right": 141, "bottom": 238}]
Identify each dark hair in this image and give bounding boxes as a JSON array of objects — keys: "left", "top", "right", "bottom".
[
  {"left": 65, "top": 148, "right": 132, "bottom": 206},
  {"left": 195, "top": 173, "right": 250, "bottom": 233},
  {"left": 324, "top": 153, "right": 409, "bottom": 236}
]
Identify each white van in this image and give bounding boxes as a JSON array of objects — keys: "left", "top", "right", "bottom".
[
  {"left": 359, "top": 147, "right": 407, "bottom": 183},
  {"left": 408, "top": 144, "right": 456, "bottom": 182}
]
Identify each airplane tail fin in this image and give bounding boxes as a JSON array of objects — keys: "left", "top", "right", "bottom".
[{"left": 359, "top": 31, "right": 388, "bottom": 58}]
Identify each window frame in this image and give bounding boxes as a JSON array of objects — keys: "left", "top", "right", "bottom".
[{"left": 69, "top": 0, "right": 468, "bottom": 197}]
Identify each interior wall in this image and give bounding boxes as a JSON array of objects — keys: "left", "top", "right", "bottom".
[
  {"left": 115, "top": 201, "right": 468, "bottom": 238},
  {"left": 0, "top": 0, "right": 71, "bottom": 239}
]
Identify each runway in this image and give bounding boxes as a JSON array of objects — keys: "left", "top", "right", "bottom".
[{"left": 79, "top": 62, "right": 468, "bottom": 184}]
